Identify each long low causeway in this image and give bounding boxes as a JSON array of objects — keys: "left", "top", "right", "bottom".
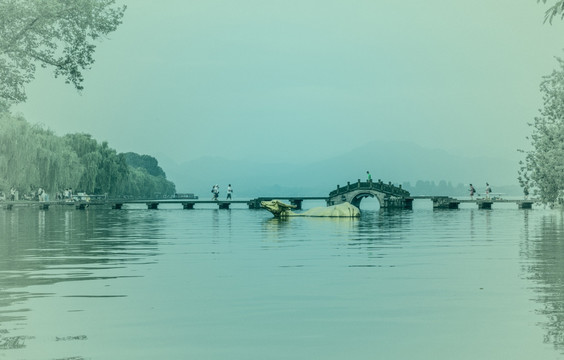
[
  {"left": 1, "top": 197, "right": 328, "bottom": 210},
  {"left": 2, "top": 196, "right": 535, "bottom": 210},
  {"left": 419, "top": 196, "right": 534, "bottom": 209}
]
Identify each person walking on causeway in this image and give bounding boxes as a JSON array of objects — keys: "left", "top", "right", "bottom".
[
  {"left": 485, "top": 183, "right": 491, "bottom": 199},
  {"left": 211, "top": 184, "right": 219, "bottom": 201},
  {"left": 227, "top": 184, "right": 233, "bottom": 200}
]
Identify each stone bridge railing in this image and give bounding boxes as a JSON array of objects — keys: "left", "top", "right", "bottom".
[{"left": 329, "top": 179, "right": 410, "bottom": 198}]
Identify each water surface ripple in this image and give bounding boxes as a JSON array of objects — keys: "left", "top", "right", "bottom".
[{"left": 0, "top": 203, "right": 563, "bottom": 359}]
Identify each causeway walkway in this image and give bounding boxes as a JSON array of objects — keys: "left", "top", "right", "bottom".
[
  {"left": 422, "top": 196, "right": 534, "bottom": 209},
  {"left": 0, "top": 197, "right": 330, "bottom": 210},
  {"left": 1, "top": 195, "right": 535, "bottom": 211}
]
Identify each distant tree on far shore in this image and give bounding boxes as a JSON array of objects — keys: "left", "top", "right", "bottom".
[
  {"left": 401, "top": 180, "right": 467, "bottom": 197},
  {"left": 0, "top": 0, "right": 126, "bottom": 105}
]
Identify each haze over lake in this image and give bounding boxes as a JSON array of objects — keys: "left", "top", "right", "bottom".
[{"left": 14, "top": 1, "right": 564, "bottom": 171}]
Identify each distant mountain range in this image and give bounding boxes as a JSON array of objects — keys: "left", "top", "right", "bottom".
[{"left": 159, "top": 141, "right": 521, "bottom": 198}]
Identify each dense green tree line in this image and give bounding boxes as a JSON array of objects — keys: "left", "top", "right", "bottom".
[{"left": 0, "top": 110, "right": 175, "bottom": 199}]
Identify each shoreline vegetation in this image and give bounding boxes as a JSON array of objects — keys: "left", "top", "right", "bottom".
[{"left": 0, "top": 110, "right": 176, "bottom": 201}]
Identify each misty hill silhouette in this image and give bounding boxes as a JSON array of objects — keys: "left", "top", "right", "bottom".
[{"left": 162, "top": 141, "right": 520, "bottom": 197}]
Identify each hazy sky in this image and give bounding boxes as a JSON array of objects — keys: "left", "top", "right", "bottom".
[{"left": 14, "top": 0, "right": 564, "bottom": 165}]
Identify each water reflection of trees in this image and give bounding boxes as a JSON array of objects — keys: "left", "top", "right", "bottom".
[
  {"left": 522, "top": 211, "right": 564, "bottom": 352},
  {"left": 0, "top": 208, "right": 161, "bottom": 324}
]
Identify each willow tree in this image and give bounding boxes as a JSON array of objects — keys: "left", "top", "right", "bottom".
[
  {"left": 64, "top": 133, "right": 129, "bottom": 195},
  {"left": 0, "top": 112, "right": 82, "bottom": 194},
  {"left": 0, "top": 112, "right": 38, "bottom": 191},
  {"left": 0, "top": 0, "right": 126, "bottom": 105},
  {"left": 34, "top": 125, "right": 83, "bottom": 193},
  {"left": 519, "top": 58, "right": 564, "bottom": 205}
]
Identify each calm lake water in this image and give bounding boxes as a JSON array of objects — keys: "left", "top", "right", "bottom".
[{"left": 1, "top": 199, "right": 564, "bottom": 359}]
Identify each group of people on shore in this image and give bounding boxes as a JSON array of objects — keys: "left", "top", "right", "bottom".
[
  {"left": 4, "top": 186, "right": 48, "bottom": 201},
  {"left": 468, "top": 183, "right": 492, "bottom": 199},
  {"left": 9, "top": 187, "right": 18, "bottom": 201},
  {"left": 211, "top": 184, "right": 233, "bottom": 201},
  {"left": 1, "top": 186, "right": 79, "bottom": 202},
  {"left": 59, "top": 188, "right": 74, "bottom": 200}
]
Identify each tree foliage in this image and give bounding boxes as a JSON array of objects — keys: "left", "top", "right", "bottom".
[
  {"left": 0, "top": 0, "right": 126, "bottom": 104},
  {"left": 0, "top": 112, "right": 176, "bottom": 198},
  {"left": 539, "top": 0, "right": 564, "bottom": 23},
  {"left": 519, "top": 57, "right": 564, "bottom": 205},
  {"left": 123, "top": 167, "right": 178, "bottom": 199},
  {"left": 0, "top": 111, "right": 82, "bottom": 194},
  {"left": 520, "top": 2, "right": 564, "bottom": 204},
  {"left": 64, "top": 133, "right": 131, "bottom": 195},
  {"left": 124, "top": 152, "right": 167, "bottom": 178}
]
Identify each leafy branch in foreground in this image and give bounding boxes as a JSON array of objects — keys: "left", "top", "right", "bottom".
[
  {"left": 0, "top": 0, "right": 126, "bottom": 104},
  {"left": 538, "top": 0, "right": 564, "bottom": 23}
]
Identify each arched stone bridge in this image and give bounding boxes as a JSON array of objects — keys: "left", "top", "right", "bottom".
[{"left": 328, "top": 179, "right": 413, "bottom": 209}]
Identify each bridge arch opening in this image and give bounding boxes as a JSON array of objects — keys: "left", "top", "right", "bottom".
[{"left": 351, "top": 193, "right": 380, "bottom": 211}]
